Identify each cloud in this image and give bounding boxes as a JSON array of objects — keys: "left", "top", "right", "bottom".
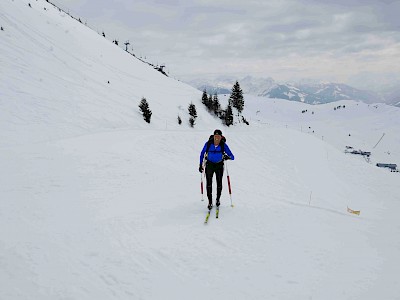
[{"left": 51, "top": 0, "right": 400, "bottom": 90}]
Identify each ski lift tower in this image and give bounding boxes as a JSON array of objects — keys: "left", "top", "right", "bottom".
[{"left": 124, "top": 41, "right": 130, "bottom": 51}]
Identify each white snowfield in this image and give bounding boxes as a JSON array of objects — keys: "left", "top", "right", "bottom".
[{"left": 1, "top": 1, "right": 400, "bottom": 299}]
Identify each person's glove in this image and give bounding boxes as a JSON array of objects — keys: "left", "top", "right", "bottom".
[
  {"left": 223, "top": 154, "right": 231, "bottom": 161},
  {"left": 199, "top": 164, "right": 204, "bottom": 173}
]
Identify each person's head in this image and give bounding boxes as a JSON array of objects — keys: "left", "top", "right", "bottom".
[
  {"left": 213, "top": 129, "right": 222, "bottom": 144},
  {"left": 214, "top": 129, "right": 222, "bottom": 136}
]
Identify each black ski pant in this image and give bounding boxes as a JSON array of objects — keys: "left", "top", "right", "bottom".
[{"left": 205, "top": 161, "right": 224, "bottom": 204}]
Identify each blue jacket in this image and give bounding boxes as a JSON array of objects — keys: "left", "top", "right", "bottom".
[{"left": 200, "top": 141, "right": 235, "bottom": 164}]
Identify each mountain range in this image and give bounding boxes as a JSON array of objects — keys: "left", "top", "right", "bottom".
[
  {"left": 382, "top": 87, "right": 400, "bottom": 107},
  {"left": 186, "top": 76, "right": 399, "bottom": 106}
]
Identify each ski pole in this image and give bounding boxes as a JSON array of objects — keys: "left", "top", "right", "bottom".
[
  {"left": 200, "top": 159, "right": 206, "bottom": 201},
  {"left": 201, "top": 172, "right": 204, "bottom": 201},
  {"left": 225, "top": 160, "right": 234, "bottom": 207}
]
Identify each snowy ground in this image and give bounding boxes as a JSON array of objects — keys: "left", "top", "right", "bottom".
[
  {"left": 2, "top": 125, "right": 400, "bottom": 300},
  {"left": 1, "top": 0, "right": 400, "bottom": 299}
]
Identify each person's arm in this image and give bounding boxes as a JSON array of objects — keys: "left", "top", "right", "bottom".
[
  {"left": 224, "top": 144, "right": 235, "bottom": 160},
  {"left": 199, "top": 142, "right": 208, "bottom": 164}
]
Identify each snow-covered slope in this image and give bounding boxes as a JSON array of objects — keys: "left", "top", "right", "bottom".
[
  {"left": 244, "top": 96, "right": 400, "bottom": 167},
  {"left": 0, "top": 0, "right": 216, "bottom": 147},
  {"left": 2, "top": 125, "right": 399, "bottom": 300},
  {"left": 1, "top": 1, "right": 400, "bottom": 300},
  {"left": 383, "top": 87, "right": 400, "bottom": 107}
]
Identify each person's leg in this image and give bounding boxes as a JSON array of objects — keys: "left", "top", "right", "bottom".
[
  {"left": 215, "top": 163, "right": 224, "bottom": 206},
  {"left": 205, "top": 164, "right": 215, "bottom": 208}
]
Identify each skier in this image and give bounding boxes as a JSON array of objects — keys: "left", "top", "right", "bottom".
[{"left": 199, "top": 129, "right": 235, "bottom": 210}]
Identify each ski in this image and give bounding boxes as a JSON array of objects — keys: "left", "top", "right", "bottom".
[
  {"left": 216, "top": 207, "right": 219, "bottom": 218},
  {"left": 204, "top": 210, "right": 211, "bottom": 224}
]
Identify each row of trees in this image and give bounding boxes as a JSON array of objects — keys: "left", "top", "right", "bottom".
[
  {"left": 201, "top": 91, "right": 234, "bottom": 126},
  {"left": 201, "top": 80, "right": 245, "bottom": 126},
  {"left": 138, "top": 81, "right": 246, "bottom": 127}
]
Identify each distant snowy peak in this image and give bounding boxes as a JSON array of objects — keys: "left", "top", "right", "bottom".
[
  {"left": 240, "top": 76, "right": 276, "bottom": 95},
  {"left": 263, "top": 83, "right": 383, "bottom": 104},
  {"left": 259, "top": 84, "right": 307, "bottom": 102},
  {"left": 383, "top": 87, "right": 400, "bottom": 107},
  {"left": 186, "top": 75, "right": 275, "bottom": 96},
  {"left": 187, "top": 77, "right": 386, "bottom": 105}
]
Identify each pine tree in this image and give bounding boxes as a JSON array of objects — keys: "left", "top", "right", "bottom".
[
  {"left": 188, "top": 103, "right": 197, "bottom": 127},
  {"left": 224, "top": 104, "right": 234, "bottom": 126},
  {"left": 138, "top": 97, "right": 152, "bottom": 123},
  {"left": 212, "top": 93, "right": 221, "bottom": 116},
  {"left": 201, "top": 89, "right": 213, "bottom": 112},
  {"left": 201, "top": 89, "right": 208, "bottom": 107},
  {"left": 229, "top": 81, "right": 244, "bottom": 114},
  {"left": 201, "top": 89, "right": 208, "bottom": 105},
  {"left": 188, "top": 103, "right": 197, "bottom": 118},
  {"left": 177, "top": 115, "right": 182, "bottom": 125},
  {"left": 207, "top": 94, "right": 213, "bottom": 111},
  {"left": 189, "top": 117, "right": 195, "bottom": 127}
]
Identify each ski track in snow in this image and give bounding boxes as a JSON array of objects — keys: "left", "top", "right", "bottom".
[{"left": 2, "top": 127, "right": 399, "bottom": 299}]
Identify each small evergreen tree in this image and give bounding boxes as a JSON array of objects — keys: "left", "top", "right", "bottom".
[
  {"left": 201, "top": 89, "right": 208, "bottom": 107},
  {"left": 224, "top": 104, "right": 234, "bottom": 126},
  {"left": 212, "top": 93, "right": 221, "bottom": 116},
  {"left": 177, "top": 115, "right": 182, "bottom": 125},
  {"left": 189, "top": 117, "right": 195, "bottom": 127},
  {"left": 202, "top": 89, "right": 214, "bottom": 112},
  {"left": 188, "top": 103, "right": 197, "bottom": 127},
  {"left": 188, "top": 103, "right": 197, "bottom": 119},
  {"left": 138, "top": 97, "right": 152, "bottom": 123},
  {"left": 229, "top": 81, "right": 244, "bottom": 114},
  {"left": 208, "top": 94, "right": 213, "bottom": 111}
]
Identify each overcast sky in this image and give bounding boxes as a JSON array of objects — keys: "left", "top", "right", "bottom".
[{"left": 51, "top": 0, "right": 400, "bottom": 91}]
